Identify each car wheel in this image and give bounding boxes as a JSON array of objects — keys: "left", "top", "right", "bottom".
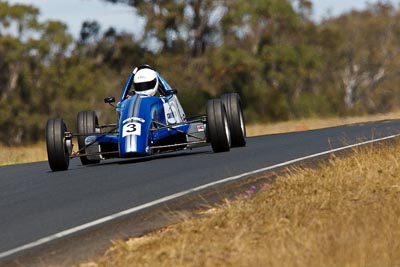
[
  {"left": 46, "top": 118, "right": 70, "bottom": 171},
  {"left": 206, "top": 99, "right": 231, "bottom": 152},
  {"left": 221, "top": 93, "right": 246, "bottom": 147},
  {"left": 77, "top": 110, "right": 100, "bottom": 165}
]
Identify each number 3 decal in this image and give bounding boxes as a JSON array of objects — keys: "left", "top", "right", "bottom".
[{"left": 122, "top": 122, "right": 141, "bottom": 137}]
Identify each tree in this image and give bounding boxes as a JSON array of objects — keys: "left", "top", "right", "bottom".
[
  {"left": 102, "top": 0, "right": 224, "bottom": 57},
  {"left": 216, "top": 0, "right": 322, "bottom": 120},
  {"left": 80, "top": 20, "right": 101, "bottom": 44},
  {"left": 318, "top": 2, "right": 400, "bottom": 113}
]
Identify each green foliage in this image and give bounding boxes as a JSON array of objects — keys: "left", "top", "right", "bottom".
[{"left": 1, "top": 0, "right": 400, "bottom": 145}]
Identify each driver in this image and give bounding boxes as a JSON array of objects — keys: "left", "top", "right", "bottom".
[
  {"left": 125, "top": 65, "right": 171, "bottom": 98},
  {"left": 125, "top": 65, "right": 185, "bottom": 124},
  {"left": 132, "top": 68, "right": 159, "bottom": 96}
]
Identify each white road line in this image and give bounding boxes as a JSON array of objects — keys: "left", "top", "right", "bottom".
[{"left": 1, "top": 133, "right": 399, "bottom": 260}]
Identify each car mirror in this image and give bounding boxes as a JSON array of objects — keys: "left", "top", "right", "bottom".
[
  {"left": 166, "top": 89, "right": 178, "bottom": 96},
  {"left": 104, "top": 96, "right": 116, "bottom": 104}
]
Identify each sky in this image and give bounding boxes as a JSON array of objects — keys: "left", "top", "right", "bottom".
[{"left": 6, "top": 0, "right": 389, "bottom": 39}]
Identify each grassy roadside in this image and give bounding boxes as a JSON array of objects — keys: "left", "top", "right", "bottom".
[
  {"left": 245, "top": 111, "right": 400, "bottom": 137},
  {"left": 78, "top": 141, "right": 400, "bottom": 267},
  {"left": 0, "top": 142, "right": 47, "bottom": 166},
  {"left": 2, "top": 111, "right": 400, "bottom": 166}
]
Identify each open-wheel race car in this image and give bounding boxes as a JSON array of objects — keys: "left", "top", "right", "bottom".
[{"left": 45, "top": 65, "right": 246, "bottom": 171}]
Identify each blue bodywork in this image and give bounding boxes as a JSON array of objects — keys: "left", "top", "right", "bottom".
[{"left": 92, "top": 70, "right": 193, "bottom": 158}]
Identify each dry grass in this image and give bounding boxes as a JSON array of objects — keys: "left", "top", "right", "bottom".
[
  {"left": 78, "top": 142, "right": 400, "bottom": 267},
  {"left": 0, "top": 142, "right": 47, "bottom": 166},
  {"left": 246, "top": 110, "right": 400, "bottom": 137}
]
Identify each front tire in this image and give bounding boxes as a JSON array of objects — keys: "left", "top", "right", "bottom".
[
  {"left": 77, "top": 110, "right": 100, "bottom": 165},
  {"left": 46, "top": 118, "right": 70, "bottom": 171},
  {"left": 206, "top": 99, "right": 231, "bottom": 152},
  {"left": 221, "top": 93, "right": 246, "bottom": 147}
]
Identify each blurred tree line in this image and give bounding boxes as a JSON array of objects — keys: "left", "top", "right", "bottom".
[{"left": 0, "top": 0, "right": 400, "bottom": 145}]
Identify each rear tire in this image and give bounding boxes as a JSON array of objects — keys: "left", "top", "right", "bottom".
[
  {"left": 77, "top": 110, "right": 100, "bottom": 165},
  {"left": 46, "top": 118, "right": 70, "bottom": 171},
  {"left": 206, "top": 99, "right": 231, "bottom": 152},
  {"left": 221, "top": 93, "right": 246, "bottom": 147}
]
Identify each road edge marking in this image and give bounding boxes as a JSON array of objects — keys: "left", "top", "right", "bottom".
[{"left": 1, "top": 134, "right": 399, "bottom": 259}]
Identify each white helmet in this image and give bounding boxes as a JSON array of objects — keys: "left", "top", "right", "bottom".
[{"left": 133, "top": 68, "right": 159, "bottom": 96}]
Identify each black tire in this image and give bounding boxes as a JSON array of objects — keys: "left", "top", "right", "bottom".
[
  {"left": 221, "top": 93, "right": 246, "bottom": 147},
  {"left": 206, "top": 99, "right": 231, "bottom": 152},
  {"left": 77, "top": 110, "right": 100, "bottom": 165},
  {"left": 46, "top": 118, "right": 70, "bottom": 171}
]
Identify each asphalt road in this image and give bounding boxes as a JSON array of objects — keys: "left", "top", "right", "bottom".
[{"left": 1, "top": 120, "right": 400, "bottom": 261}]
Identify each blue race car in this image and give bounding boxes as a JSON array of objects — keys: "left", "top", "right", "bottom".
[{"left": 45, "top": 65, "right": 246, "bottom": 171}]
